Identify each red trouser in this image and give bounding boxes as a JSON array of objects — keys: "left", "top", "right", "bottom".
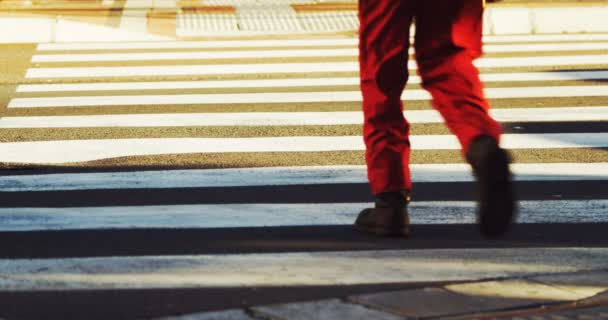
[{"left": 359, "top": 0, "right": 503, "bottom": 195}]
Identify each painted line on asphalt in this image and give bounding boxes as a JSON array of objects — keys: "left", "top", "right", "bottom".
[
  {"left": 35, "top": 34, "right": 608, "bottom": 51},
  {"left": 9, "top": 86, "right": 608, "bottom": 108},
  {"left": 2, "top": 134, "right": 607, "bottom": 163},
  {"left": 1, "top": 163, "right": 606, "bottom": 192},
  {"left": 15, "top": 71, "right": 608, "bottom": 93},
  {"left": 25, "top": 62, "right": 360, "bottom": 78},
  {"left": 482, "top": 42, "right": 608, "bottom": 53},
  {"left": 30, "top": 43, "right": 608, "bottom": 63},
  {"left": 24, "top": 55, "right": 608, "bottom": 78},
  {"left": 36, "top": 38, "right": 361, "bottom": 51},
  {"left": 482, "top": 34, "right": 608, "bottom": 43},
  {"left": 0, "top": 248, "right": 607, "bottom": 290},
  {"left": 31, "top": 49, "right": 359, "bottom": 62},
  {"left": 2, "top": 107, "right": 607, "bottom": 128},
  {"left": 0, "top": 134, "right": 606, "bottom": 164},
  {"left": 4, "top": 163, "right": 607, "bottom": 190},
  {"left": 0, "top": 200, "right": 607, "bottom": 231}
]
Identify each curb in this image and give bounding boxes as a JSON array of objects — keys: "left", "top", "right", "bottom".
[
  {"left": 157, "top": 269, "right": 608, "bottom": 320},
  {"left": 1, "top": 2, "right": 608, "bottom": 43}
]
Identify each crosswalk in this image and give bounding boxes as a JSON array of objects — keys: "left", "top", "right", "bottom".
[{"left": 0, "top": 33, "right": 607, "bottom": 317}]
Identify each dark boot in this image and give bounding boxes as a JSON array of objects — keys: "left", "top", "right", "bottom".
[
  {"left": 355, "top": 190, "right": 411, "bottom": 237},
  {"left": 467, "top": 135, "right": 516, "bottom": 238}
]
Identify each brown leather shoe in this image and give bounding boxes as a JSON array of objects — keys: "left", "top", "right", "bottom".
[
  {"left": 355, "top": 190, "right": 411, "bottom": 237},
  {"left": 467, "top": 135, "right": 516, "bottom": 238}
]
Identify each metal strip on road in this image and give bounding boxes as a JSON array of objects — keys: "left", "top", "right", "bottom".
[
  {"left": 30, "top": 43, "right": 608, "bottom": 63},
  {"left": 1, "top": 107, "right": 607, "bottom": 128},
  {"left": 0, "top": 248, "right": 607, "bottom": 291},
  {"left": 9, "top": 86, "right": 608, "bottom": 108},
  {"left": 1, "top": 200, "right": 608, "bottom": 231},
  {"left": 15, "top": 71, "right": 608, "bottom": 93},
  {"left": 34, "top": 34, "right": 608, "bottom": 51},
  {"left": 23, "top": 55, "right": 608, "bottom": 78},
  {"left": 1, "top": 163, "right": 606, "bottom": 192}
]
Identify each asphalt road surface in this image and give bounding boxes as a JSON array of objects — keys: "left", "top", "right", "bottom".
[{"left": 0, "top": 34, "right": 607, "bottom": 319}]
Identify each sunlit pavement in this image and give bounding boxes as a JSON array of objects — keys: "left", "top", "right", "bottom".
[{"left": 1, "top": 0, "right": 608, "bottom": 319}]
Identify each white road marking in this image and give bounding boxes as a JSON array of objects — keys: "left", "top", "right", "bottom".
[
  {"left": 35, "top": 34, "right": 608, "bottom": 51},
  {"left": 482, "top": 34, "right": 608, "bottom": 43},
  {"left": 2, "top": 163, "right": 606, "bottom": 191},
  {"left": 1, "top": 107, "right": 607, "bottom": 128},
  {"left": 15, "top": 71, "right": 608, "bottom": 93},
  {"left": 16, "top": 77, "right": 362, "bottom": 93},
  {"left": 0, "top": 132, "right": 605, "bottom": 163},
  {"left": 1, "top": 201, "right": 607, "bottom": 231},
  {"left": 31, "top": 49, "right": 359, "bottom": 62},
  {"left": 30, "top": 43, "right": 608, "bottom": 63},
  {"left": 25, "top": 62, "right": 360, "bottom": 78},
  {"left": 24, "top": 55, "right": 608, "bottom": 78},
  {"left": 9, "top": 86, "right": 608, "bottom": 108},
  {"left": 37, "top": 38, "right": 362, "bottom": 51},
  {"left": 482, "top": 42, "right": 608, "bottom": 53},
  {"left": 1, "top": 248, "right": 607, "bottom": 290}
]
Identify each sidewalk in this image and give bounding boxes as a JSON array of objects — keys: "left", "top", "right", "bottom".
[
  {"left": 1, "top": 0, "right": 608, "bottom": 42},
  {"left": 160, "top": 269, "right": 608, "bottom": 319}
]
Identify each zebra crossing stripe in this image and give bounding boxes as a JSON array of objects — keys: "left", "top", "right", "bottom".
[
  {"left": 29, "top": 43, "right": 608, "bottom": 63},
  {"left": 0, "top": 248, "right": 607, "bottom": 290},
  {"left": 15, "top": 71, "right": 608, "bottom": 93},
  {"left": 36, "top": 38, "right": 361, "bottom": 51},
  {"left": 0, "top": 134, "right": 606, "bottom": 163},
  {"left": 25, "top": 62, "right": 360, "bottom": 78},
  {"left": 9, "top": 86, "right": 608, "bottom": 108},
  {"left": 23, "top": 55, "right": 608, "bottom": 78},
  {"left": 35, "top": 34, "right": 608, "bottom": 51},
  {"left": 1, "top": 163, "right": 606, "bottom": 192},
  {"left": 1, "top": 200, "right": 607, "bottom": 231},
  {"left": 1, "top": 107, "right": 607, "bottom": 128},
  {"left": 31, "top": 49, "right": 360, "bottom": 63}
]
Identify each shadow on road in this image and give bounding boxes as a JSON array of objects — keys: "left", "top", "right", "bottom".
[{"left": 1, "top": 223, "right": 607, "bottom": 259}]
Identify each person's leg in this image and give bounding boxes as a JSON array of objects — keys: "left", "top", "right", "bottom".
[
  {"left": 414, "top": 0, "right": 515, "bottom": 237},
  {"left": 415, "top": 0, "right": 501, "bottom": 153},
  {"left": 355, "top": 0, "right": 414, "bottom": 237},
  {"left": 359, "top": 0, "right": 414, "bottom": 195}
]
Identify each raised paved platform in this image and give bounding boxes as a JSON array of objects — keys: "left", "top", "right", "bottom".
[{"left": 2, "top": 0, "right": 608, "bottom": 42}]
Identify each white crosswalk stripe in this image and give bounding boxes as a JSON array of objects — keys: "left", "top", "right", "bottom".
[
  {"left": 23, "top": 55, "right": 608, "bottom": 78},
  {"left": 14, "top": 71, "right": 608, "bottom": 92},
  {"left": 1, "top": 107, "right": 606, "bottom": 128},
  {"left": 1, "top": 34, "right": 607, "bottom": 293},
  {"left": 28, "top": 43, "right": 608, "bottom": 62},
  {"left": 1, "top": 133, "right": 607, "bottom": 163},
  {"left": 8, "top": 86, "right": 608, "bottom": 108}
]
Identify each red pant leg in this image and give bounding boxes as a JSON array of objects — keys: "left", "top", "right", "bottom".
[
  {"left": 415, "top": 0, "right": 502, "bottom": 154},
  {"left": 359, "top": 0, "right": 414, "bottom": 195}
]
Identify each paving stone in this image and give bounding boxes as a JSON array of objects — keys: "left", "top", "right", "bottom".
[
  {"left": 251, "top": 299, "right": 401, "bottom": 320},
  {"left": 530, "top": 270, "right": 608, "bottom": 300},
  {"left": 490, "top": 305, "right": 608, "bottom": 320},
  {"left": 446, "top": 279, "right": 585, "bottom": 301},
  {"left": 350, "top": 285, "right": 554, "bottom": 319},
  {"left": 157, "top": 309, "right": 256, "bottom": 320}
]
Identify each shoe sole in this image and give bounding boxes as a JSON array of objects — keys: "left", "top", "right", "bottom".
[
  {"left": 477, "top": 146, "right": 516, "bottom": 238},
  {"left": 354, "top": 224, "right": 411, "bottom": 238}
]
